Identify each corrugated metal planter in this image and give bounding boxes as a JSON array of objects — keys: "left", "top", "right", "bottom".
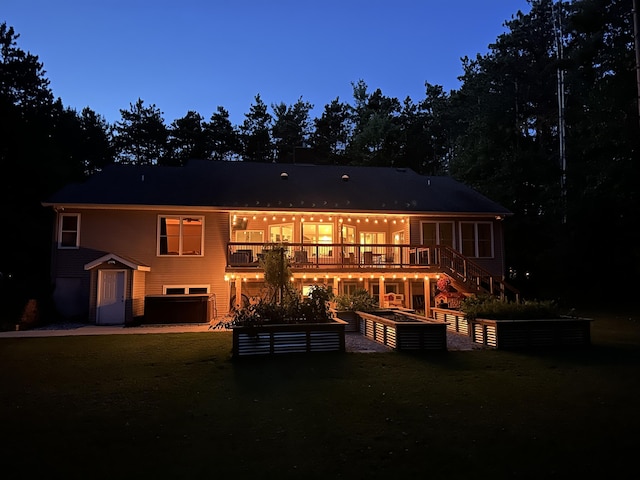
[
  {"left": 470, "top": 317, "right": 592, "bottom": 349},
  {"left": 356, "top": 310, "right": 448, "bottom": 351},
  {"left": 232, "top": 319, "right": 347, "bottom": 357}
]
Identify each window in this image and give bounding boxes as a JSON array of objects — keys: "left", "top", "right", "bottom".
[
  {"left": 269, "top": 224, "right": 293, "bottom": 243},
  {"left": 58, "top": 213, "right": 80, "bottom": 248},
  {"left": 303, "top": 223, "right": 334, "bottom": 256},
  {"left": 359, "top": 232, "right": 385, "bottom": 244},
  {"left": 421, "top": 221, "right": 454, "bottom": 247},
  {"left": 460, "top": 222, "right": 493, "bottom": 258},
  {"left": 341, "top": 225, "right": 356, "bottom": 244},
  {"left": 235, "top": 230, "right": 264, "bottom": 243},
  {"left": 158, "top": 216, "right": 204, "bottom": 256},
  {"left": 163, "top": 285, "right": 210, "bottom": 294},
  {"left": 303, "top": 223, "right": 334, "bottom": 244}
]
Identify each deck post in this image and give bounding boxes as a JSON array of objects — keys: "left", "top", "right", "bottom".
[{"left": 424, "top": 276, "right": 431, "bottom": 318}]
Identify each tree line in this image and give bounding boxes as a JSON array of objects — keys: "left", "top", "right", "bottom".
[{"left": 1, "top": 0, "right": 638, "bottom": 321}]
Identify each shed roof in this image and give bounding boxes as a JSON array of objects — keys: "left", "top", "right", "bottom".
[{"left": 44, "top": 160, "right": 512, "bottom": 216}]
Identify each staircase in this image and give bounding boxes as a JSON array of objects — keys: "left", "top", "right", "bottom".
[{"left": 436, "top": 245, "right": 520, "bottom": 302}]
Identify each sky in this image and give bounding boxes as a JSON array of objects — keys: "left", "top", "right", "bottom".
[{"left": 4, "top": 0, "right": 532, "bottom": 126}]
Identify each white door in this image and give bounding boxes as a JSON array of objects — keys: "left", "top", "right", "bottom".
[{"left": 97, "top": 270, "right": 126, "bottom": 325}]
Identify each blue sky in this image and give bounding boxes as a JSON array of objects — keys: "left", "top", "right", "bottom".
[{"left": 4, "top": 0, "right": 532, "bottom": 126}]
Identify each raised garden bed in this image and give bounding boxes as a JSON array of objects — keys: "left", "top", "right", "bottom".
[
  {"left": 356, "top": 310, "right": 448, "bottom": 351},
  {"left": 433, "top": 307, "right": 591, "bottom": 349},
  {"left": 232, "top": 319, "right": 347, "bottom": 357}
]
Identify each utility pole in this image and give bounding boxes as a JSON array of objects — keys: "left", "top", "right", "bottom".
[{"left": 633, "top": 0, "right": 640, "bottom": 129}]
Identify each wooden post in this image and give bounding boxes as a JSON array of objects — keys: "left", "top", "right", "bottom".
[
  {"left": 235, "top": 278, "right": 242, "bottom": 310},
  {"left": 424, "top": 277, "right": 431, "bottom": 318}
]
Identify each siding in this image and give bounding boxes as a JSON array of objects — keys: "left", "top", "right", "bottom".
[{"left": 53, "top": 208, "right": 232, "bottom": 321}]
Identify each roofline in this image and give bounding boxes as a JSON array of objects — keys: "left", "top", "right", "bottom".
[{"left": 42, "top": 202, "right": 513, "bottom": 217}]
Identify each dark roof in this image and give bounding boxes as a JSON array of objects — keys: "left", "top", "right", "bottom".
[{"left": 43, "top": 160, "right": 512, "bottom": 215}]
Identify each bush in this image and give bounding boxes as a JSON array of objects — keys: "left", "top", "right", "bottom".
[
  {"left": 226, "top": 284, "right": 334, "bottom": 327},
  {"left": 333, "top": 288, "right": 378, "bottom": 312},
  {"left": 460, "top": 295, "right": 560, "bottom": 320}
]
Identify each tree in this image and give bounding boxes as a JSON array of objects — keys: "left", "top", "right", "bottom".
[
  {"left": 240, "top": 94, "right": 272, "bottom": 162},
  {"left": 167, "top": 110, "right": 208, "bottom": 166},
  {"left": 271, "top": 97, "right": 313, "bottom": 163},
  {"left": 113, "top": 98, "right": 168, "bottom": 165},
  {"left": 309, "top": 97, "right": 351, "bottom": 164},
  {"left": 205, "top": 106, "right": 241, "bottom": 161},
  {"left": 398, "top": 84, "right": 452, "bottom": 175},
  {"left": 347, "top": 80, "right": 402, "bottom": 165}
]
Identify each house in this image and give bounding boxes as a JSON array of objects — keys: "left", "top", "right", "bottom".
[{"left": 42, "top": 160, "right": 518, "bottom": 326}]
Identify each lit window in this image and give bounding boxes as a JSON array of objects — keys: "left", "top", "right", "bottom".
[
  {"left": 58, "top": 213, "right": 80, "bottom": 249},
  {"left": 158, "top": 216, "right": 204, "bottom": 256}
]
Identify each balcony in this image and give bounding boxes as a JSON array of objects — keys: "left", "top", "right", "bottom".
[
  {"left": 227, "top": 242, "right": 520, "bottom": 302},
  {"left": 227, "top": 242, "right": 439, "bottom": 270}
]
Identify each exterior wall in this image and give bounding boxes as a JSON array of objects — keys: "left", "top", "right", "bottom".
[
  {"left": 409, "top": 216, "right": 506, "bottom": 277},
  {"left": 49, "top": 207, "right": 509, "bottom": 322},
  {"left": 51, "top": 208, "right": 231, "bottom": 321}
]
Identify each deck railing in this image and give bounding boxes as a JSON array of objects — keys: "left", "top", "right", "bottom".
[{"left": 227, "top": 242, "right": 519, "bottom": 301}]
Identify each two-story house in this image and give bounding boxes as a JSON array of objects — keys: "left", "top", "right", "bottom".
[{"left": 42, "top": 160, "right": 517, "bottom": 326}]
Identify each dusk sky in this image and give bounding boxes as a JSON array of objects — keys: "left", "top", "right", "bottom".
[{"left": 4, "top": 0, "right": 532, "bottom": 126}]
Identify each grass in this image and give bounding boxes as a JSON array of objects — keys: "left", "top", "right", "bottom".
[{"left": 1, "top": 309, "right": 638, "bottom": 479}]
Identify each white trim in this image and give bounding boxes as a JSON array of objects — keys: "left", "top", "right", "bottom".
[
  {"left": 458, "top": 221, "right": 494, "bottom": 258},
  {"left": 162, "top": 284, "right": 210, "bottom": 294},
  {"left": 84, "top": 253, "right": 150, "bottom": 271},
  {"left": 58, "top": 213, "right": 80, "bottom": 249},
  {"left": 157, "top": 215, "right": 205, "bottom": 256}
]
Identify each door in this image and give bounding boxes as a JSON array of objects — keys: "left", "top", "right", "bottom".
[{"left": 97, "top": 270, "right": 126, "bottom": 325}]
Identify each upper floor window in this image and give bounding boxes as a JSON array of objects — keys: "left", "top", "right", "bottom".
[
  {"left": 269, "top": 223, "right": 293, "bottom": 243},
  {"left": 460, "top": 222, "right": 493, "bottom": 258},
  {"left": 158, "top": 216, "right": 204, "bottom": 256},
  {"left": 421, "top": 221, "right": 454, "bottom": 248},
  {"left": 303, "top": 223, "right": 334, "bottom": 244},
  {"left": 235, "top": 230, "right": 264, "bottom": 243},
  {"left": 58, "top": 213, "right": 80, "bottom": 249}
]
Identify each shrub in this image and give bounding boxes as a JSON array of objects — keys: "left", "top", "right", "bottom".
[
  {"left": 224, "top": 284, "right": 334, "bottom": 328},
  {"left": 460, "top": 295, "right": 560, "bottom": 320},
  {"left": 333, "top": 288, "right": 378, "bottom": 312}
]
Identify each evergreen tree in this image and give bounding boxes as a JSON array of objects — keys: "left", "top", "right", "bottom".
[
  {"left": 309, "top": 97, "right": 351, "bottom": 164},
  {"left": 167, "top": 110, "right": 208, "bottom": 166},
  {"left": 205, "top": 106, "right": 242, "bottom": 161},
  {"left": 240, "top": 94, "right": 272, "bottom": 162},
  {"left": 113, "top": 98, "right": 168, "bottom": 165},
  {"left": 271, "top": 97, "right": 313, "bottom": 163}
]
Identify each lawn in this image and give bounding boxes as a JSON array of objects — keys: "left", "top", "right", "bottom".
[{"left": 1, "top": 309, "right": 638, "bottom": 479}]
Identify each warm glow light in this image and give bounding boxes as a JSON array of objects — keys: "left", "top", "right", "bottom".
[
  {"left": 313, "top": 277, "right": 318, "bottom": 281},
  {"left": 365, "top": 218, "right": 369, "bottom": 222},
  {"left": 224, "top": 275, "right": 229, "bottom": 281},
  {"left": 359, "top": 277, "right": 363, "bottom": 281},
  {"left": 348, "top": 274, "right": 352, "bottom": 279},
  {"left": 253, "top": 215, "right": 257, "bottom": 220},
  {"left": 243, "top": 277, "right": 247, "bottom": 282},
  {"left": 282, "top": 217, "right": 286, "bottom": 222},
  {"left": 272, "top": 216, "right": 276, "bottom": 221},
  {"left": 263, "top": 217, "right": 267, "bottom": 221}
]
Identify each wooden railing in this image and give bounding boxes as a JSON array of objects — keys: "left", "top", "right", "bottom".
[{"left": 227, "top": 242, "right": 519, "bottom": 301}]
